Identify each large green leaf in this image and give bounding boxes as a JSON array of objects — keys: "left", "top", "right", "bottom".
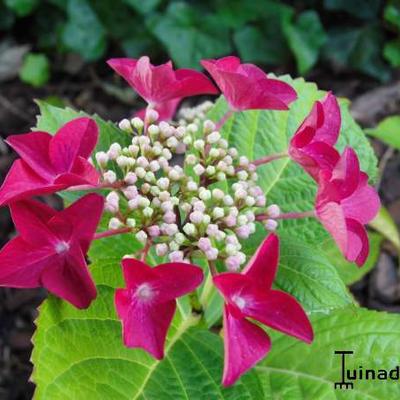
[
  {"left": 366, "top": 115, "right": 400, "bottom": 149},
  {"left": 146, "top": 2, "right": 232, "bottom": 69},
  {"left": 208, "top": 76, "right": 376, "bottom": 313},
  {"left": 257, "top": 307, "right": 400, "bottom": 398}
]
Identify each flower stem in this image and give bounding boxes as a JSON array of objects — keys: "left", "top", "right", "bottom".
[
  {"left": 65, "top": 181, "right": 124, "bottom": 192},
  {"left": 94, "top": 227, "right": 132, "bottom": 240},
  {"left": 215, "top": 109, "right": 234, "bottom": 131},
  {"left": 252, "top": 152, "right": 289, "bottom": 167},
  {"left": 208, "top": 260, "right": 217, "bottom": 276},
  {"left": 256, "top": 210, "right": 316, "bottom": 221},
  {"left": 140, "top": 239, "right": 152, "bottom": 262}
]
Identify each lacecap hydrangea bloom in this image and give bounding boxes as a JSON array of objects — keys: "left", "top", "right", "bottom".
[{"left": 0, "top": 55, "right": 380, "bottom": 386}]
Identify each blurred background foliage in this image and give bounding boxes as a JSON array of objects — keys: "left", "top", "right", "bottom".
[{"left": 1, "top": 0, "right": 400, "bottom": 87}]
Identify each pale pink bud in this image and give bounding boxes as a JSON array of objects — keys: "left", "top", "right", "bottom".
[
  {"left": 148, "top": 225, "right": 160, "bottom": 237},
  {"left": 198, "top": 237, "right": 212, "bottom": 252}
]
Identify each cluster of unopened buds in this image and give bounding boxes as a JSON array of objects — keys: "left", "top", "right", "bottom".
[{"left": 0, "top": 55, "right": 380, "bottom": 386}]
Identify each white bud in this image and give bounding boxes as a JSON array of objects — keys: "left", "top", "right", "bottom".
[
  {"left": 237, "top": 215, "right": 248, "bottom": 226},
  {"left": 168, "top": 169, "right": 181, "bottom": 181},
  {"left": 187, "top": 123, "right": 198, "bottom": 133},
  {"left": 239, "top": 156, "right": 249, "bottom": 167},
  {"left": 148, "top": 124, "right": 160, "bottom": 136},
  {"left": 186, "top": 154, "right": 197, "bottom": 165},
  {"left": 124, "top": 172, "right": 137, "bottom": 185},
  {"left": 194, "top": 139, "right": 205, "bottom": 150},
  {"left": 217, "top": 172, "right": 226, "bottom": 181},
  {"left": 203, "top": 120, "right": 215, "bottom": 133},
  {"left": 187, "top": 181, "right": 198, "bottom": 191},
  {"left": 183, "top": 223, "right": 196, "bottom": 236},
  {"left": 183, "top": 135, "right": 192, "bottom": 145},
  {"left": 212, "top": 189, "right": 224, "bottom": 200},
  {"left": 136, "top": 156, "right": 149, "bottom": 168},
  {"left": 169, "top": 241, "right": 180, "bottom": 251},
  {"left": 128, "top": 144, "right": 139, "bottom": 156},
  {"left": 123, "top": 185, "right": 138, "bottom": 200},
  {"left": 136, "top": 230, "right": 148, "bottom": 243},
  {"left": 144, "top": 171, "right": 156, "bottom": 183},
  {"left": 103, "top": 170, "right": 117, "bottom": 184},
  {"left": 143, "top": 207, "right": 154, "bottom": 218},
  {"left": 135, "top": 167, "right": 146, "bottom": 179},
  {"left": 193, "top": 164, "right": 205, "bottom": 176},
  {"left": 206, "top": 166, "right": 216, "bottom": 175},
  {"left": 131, "top": 117, "right": 144, "bottom": 130},
  {"left": 202, "top": 214, "right": 211, "bottom": 224},
  {"left": 159, "top": 191, "right": 170, "bottom": 202},
  {"left": 166, "top": 136, "right": 179, "bottom": 148},
  {"left": 145, "top": 109, "right": 159, "bottom": 123},
  {"left": 116, "top": 155, "right": 130, "bottom": 168},
  {"left": 165, "top": 224, "right": 178, "bottom": 236},
  {"left": 213, "top": 207, "right": 224, "bottom": 219},
  {"left": 209, "top": 148, "right": 220, "bottom": 158},
  {"left": 126, "top": 218, "right": 136, "bottom": 228},
  {"left": 118, "top": 118, "right": 132, "bottom": 131},
  {"left": 108, "top": 217, "right": 122, "bottom": 230},
  {"left": 205, "top": 247, "right": 218, "bottom": 260},
  {"left": 245, "top": 196, "right": 256, "bottom": 207},
  {"left": 138, "top": 197, "right": 150, "bottom": 208},
  {"left": 235, "top": 188, "right": 247, "bottom": 200},
  {"left": 223, "top": 195, "right": 234, "bottom": 206},
  {"left": 157, "top": 177, "right": 170, "bottom": 190},
  {"left": 226, "top": 244, "right": 238, "bottom": 256},
  {"left": 175, "top": 233, "right": 186, "bottom": 245},
  {"left": 219, "top": 139, "right": 228, "bottom": 149},
  {"left": 264, "top": 219, "right": 278, "bottom": 231},
  {"left": 228, "top": 148, "right": 238, "bottom": 158},
  {"left": 237, "top": 170, "right": 248, "bottom": 181},
  {"left": 199, "top": 189, "right": 211, "bottom": 201},
  {"left": 267, "top": 204, "right": 281, "bottom": 218},
  {"left": 162, "top": 148, "right": 172, "bottom": 160},
  {"left": 169, "top": 251, "right": 184, "bottom": 262},
  {"left": 207, "top": 131, "right": 221, "bottom": 144},
  {"left": 95, "top": 151, "right": 109, "bottom": 167},
  {"left": 149, "top": 160, "right": 160, "bottom": 172},
  {"left": 108, "top": 143, "right": 121, "bottom": 160},
  {"left": 156, "top": 243, "right": 168, "bottom": 257}
]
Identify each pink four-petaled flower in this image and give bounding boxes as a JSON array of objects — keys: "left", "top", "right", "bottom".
[
  {"left": 289, "top": 92, "right": 341, "bottom": 180},
  {"left": 201, "top": 56, "right": 297, "bottom": 111},
  {"left": 107, "top": 56, "right": 218, "bottom": 108},
  {"left": 0, "top": 117, "right": 100, "bottom": 206},
  {"left": 213, "top": 234, "right": 313, "bottom": 386},
  {"left": 0, "top": 193, "right": 104, "bottom": 308},
  {"left": 315, "top": 148, "right": 380, "bottom": 266},
  {"left": 115, "top": 258, "right": 204, "bottom": 359}
]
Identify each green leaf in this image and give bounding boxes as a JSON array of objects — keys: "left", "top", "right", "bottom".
[
  {"left": 256, "top": 307, "right": 400, "bottom": 399},
  {"left": 122, "top": 0, "right": 161, "bottom": 15},
  {"left": 35, "top": 100, "right": 130, "bottom": 161},
  {"left": 283, "top": 11, "right": 327, "bottom": 74},
  {"left": 323, "top": 25, "right": 391, "bottom": 81},
  {"left": 208, "top": 76, "right": 377, "bottom": 312},
  {"left": 62, "top": 0, "right": 106, "bottom": 61},
  {"left": 324, "top": 0, "right": 381, "bottom": 20},
  {"left": 369, "top": 206, "right": 400, "bottom": 252},
  {"left": 5, "top": 0, "right": 38, "bottom": 16},
  {"left": 19, "top": 53, "right": 50, "bottom": 87},
  {"left": 147, "top": 2, "right": 232, "bottom": 69},
  {"left": 366, "top": 115, "right": 400, "bottom": 149},
  {"left": 323, "top": 232, "right": 383, "bottom": 285},
  {"left": 384, "top": 40, "right": 400, "bottom": 67},
  {"left": 384, "top": 1, "right": 400, "bottom": 30}
]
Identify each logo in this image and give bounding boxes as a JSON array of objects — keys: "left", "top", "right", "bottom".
[{"left": 334, "top": 350, "right": 400, "bottom": 390}]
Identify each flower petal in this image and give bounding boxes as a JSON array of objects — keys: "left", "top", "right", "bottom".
[
  {"left": 49, "top": 118, "right": 98, "bottom": 173},
  {"left": 316, "top": 201, "right": 348, "bottom": 257},
  {"left": 48, "top": 193, "right": 104, "bottom": 253},
  {"left": 40, "top": 244, "right": 97, "bottom": 309},
  {"left": 153, "top": 262, "right": 204, "bottom": 302},
  {"left": 115, "top": 290, "right": 176, "bottom": 359},
  {"left": 0, "top": 236, "right": 57, "bottom": 288},
  {"left": 222, "top": 308, "right": 271, "bottom": 387},
  {"left": 9, "top": 199, "right": 56, "bottom": 246},
  {"left": 0, "top": 160, "right": 64, "bottom": 206},
  {"left": 314, "top": 92, "right": 341, "bottom": 145},
  {"left": 135, "top": 98, "right": 182, "bottom": 122},
  {"left": 345, "top": 218, "right": 369, "bottom": 266},
  {"left": 174, "top": 68, "right": 218, "bottom": 96},
  {"left": 243, "top": 289, "right": 313, "bottom": 343},
  {"left": 121, "top": 258, "right": 158, "bottom": 289},
  {"left": 341, "top": 172, "right": 380, "bottom": 224},
  {"left": 242, "top": 234, "right": 279, "bottom": 290},
  {"left": 6, "top": 131, "right": 54, "bottom": 179}
]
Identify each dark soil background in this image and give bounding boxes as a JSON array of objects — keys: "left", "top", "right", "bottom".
[{"left": 0, "top": 60, "right": 399, "bottom": 399}]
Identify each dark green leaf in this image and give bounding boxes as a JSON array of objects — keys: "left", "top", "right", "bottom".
[
  {"left": 324, "top": 0, "right": 381, "bottom": 19},
  {"left": 19, "top": 53, "right": 50, "bottom": 87},
  {"left": 283, "top": 11, "right": 327, "bottom": 74},
  {"left": 384, "top": 0, "right": 400, "bottom": 30},
  {"left": 147, "top": 2, "right": 232, "bottom": 69},
  {"left": 62, "top": 0, "right": 107, "bottom": 61},
  {"left": 384, "top": 40, "right": 400, "bottom": 67},
  {"left": 5, "top": 0, "right": 38, "bottom": 16},
  {"left": 123, "top": 0, "right": 161, "bottom": 15}
]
